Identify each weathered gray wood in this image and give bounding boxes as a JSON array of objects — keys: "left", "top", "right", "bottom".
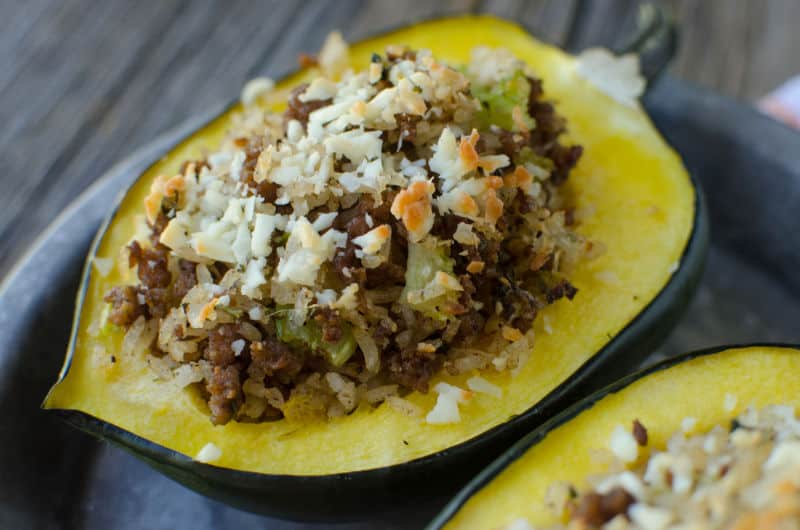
[
  {"left": 744, "top": 0, "right": 800, "bottom": 99},
  {"left": 561, "top": 0, "right": 641, "bottom": 52},
  {"left": 0, "top": 0, "right": 188, "bottom": 271},
  {"left": 0, "top": 0, "right": 297, "bottom": 274},
  {"left": 352, "top": 0, "right": 476, "bottom": 35},
  {"left": 666, "top": 0, "right": 800, "bottom": 101},
  {"left": 0, "top": 0, "right": 796, "bottom": 278},
  {"left": 481, "top": 0, "right": 578, "bottom": 45}
]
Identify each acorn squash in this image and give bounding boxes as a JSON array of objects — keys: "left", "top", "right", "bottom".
[
  {"left": 43, "top": 15, "right": 705, "bottom": 519},
  {"left": 431, "top": 345, "right": 800, "bottom": 529}
]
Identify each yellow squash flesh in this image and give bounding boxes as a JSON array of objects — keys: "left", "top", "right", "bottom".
[
  {"left": 443, "top": 346, "right": 800, "bottom": 529},
  {"left": 44, "top": 16, "right": 695, "bottom": 475}
]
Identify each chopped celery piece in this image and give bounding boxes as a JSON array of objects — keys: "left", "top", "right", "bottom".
[
  {"left": 515, "top": 146, "right": 555, "bottom": 170},
  {"left": 276, "top": 315, "right": 356, "bottom": 367},
  {"left": 98, "top": 304, "right": 115, "bottom": 336},
  {"left": 471, "top": 70, "right": 533, "bottom": 132},
  {"left": 403, "top": 239, "right": 454, "bottom": 291},
  {"left": 219, "top": 306, "right": 244, "bottom": 319},
  {"left": 401, "top": 238, "right": 459, "bottom": 321},
  {"left": 323, "top": 330, "right": 357, "bottom": 367}
]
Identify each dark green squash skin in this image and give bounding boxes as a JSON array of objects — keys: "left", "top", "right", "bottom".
[
  {"left": 43, "top": 29, "right": 709, "bottom": 524},
  {"left": 427, "top": 343, "right": 800, "bottom": 529}
]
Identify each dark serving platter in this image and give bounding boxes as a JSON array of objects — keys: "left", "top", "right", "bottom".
[{"left": 2, "top": 71, "right": 800, "bottom": 529}]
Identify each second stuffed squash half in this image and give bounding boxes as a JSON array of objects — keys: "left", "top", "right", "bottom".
[
  {"left": 432, "top": 345, "right": 800, "bottom": 530},
  {"left": 43, "top": 15, "right": 704, "bottom": 518}
]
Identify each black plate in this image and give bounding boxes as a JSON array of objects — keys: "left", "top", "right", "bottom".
[{"left": 1, "top": 75, "right": 799, "bottom": 530}]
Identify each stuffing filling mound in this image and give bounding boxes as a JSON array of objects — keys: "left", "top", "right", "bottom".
[
  {"left": 512, "top": 403, "right": 800, "bottom": 530},
  {"left": 102, "top": 33, "right": 589, "bottom": 425}
]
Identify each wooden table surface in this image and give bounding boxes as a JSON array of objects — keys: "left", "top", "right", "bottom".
[{"left": 1, "top": 0, "right": 797, "bottom": 278}]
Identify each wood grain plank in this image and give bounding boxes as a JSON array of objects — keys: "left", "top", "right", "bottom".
[
  {"left": 345, "top": 0, "right": 476, "bottom": 42},
  {"left": 0, "top": 1, "right": 188, "bottom": 271},
  {"left": 743, "top": 0, "right": 800, "bottom": 99},
  {"left": 480, "top": 0, "right": 578, "bottom": 46},
  {"left": 0, "top": 0, "right": 300, "bottom": 274},
  {"left": 247, "top": 0, "right": 364, "bottom": 76},
  {"left": 0, "top": 0, "right": 53, "bottom": 94},
  {"left": 565, "top": 0, "right": 642, "bottom": 52},
  {"left": 666, "top": 0, "right": 753, "bottom": 99},
  {"left": 666, "top": 0, "right": 799, "bottom": 100}
]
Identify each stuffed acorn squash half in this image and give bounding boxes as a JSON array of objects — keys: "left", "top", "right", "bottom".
[
  {"left": 431, "top": 345, "right": 800, "bottom": 530},
  {"left": 44, "top": 16, "right": 705, "bottom": 519}
]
